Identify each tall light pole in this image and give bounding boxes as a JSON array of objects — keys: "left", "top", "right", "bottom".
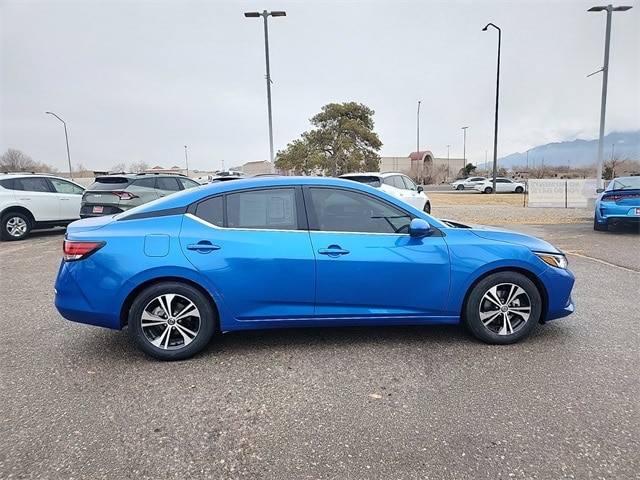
[
  {"left": 184, "top": 145, "right": 189, "bottom": 177},
  {"left": 461, "top": 126, "right": 468, "bottom": 177},
  {"left": 446, "top": 145, "right": 451, "bottom": 182},
  {"left": 417, "top": 101, "right": 421, "bottom": 182},
  {"left": 244, "top": 10, "right": 286, "bottom": 174},
  {"left": 45, "top": 111, "right": 73, "bottom": 180},
  {"left": 483, "top": 22, "right": 501, "bottom": 194},
  {"left": 588, "top": 4, "right": 632, "bottom": 190}
]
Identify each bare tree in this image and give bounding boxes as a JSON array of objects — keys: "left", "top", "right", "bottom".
[
  {"left": 111, "top": 163, "right": 127, "bottom": 173},
  {"left": 130, "top": 161, "right": 149, "bottom": 173},
  {"left": 1, "top": 149, "right": 36, "bottom": 171}
]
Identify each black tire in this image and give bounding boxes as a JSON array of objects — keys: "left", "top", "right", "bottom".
[
  {"left": 128, "top": 282, "right": 216, "bottom": 361},
  {"left": 515, "top": 186, "right": 524, "bottom": 194},
  {"left": 1, "top": 212, "right": 31, "bottom": 241},
  {"left": 593, "top": 217, "right": 608, "bottom": 232},
  {"left": 484, "top": 187, "right": 493, "bottom": 194},
  {"left": 456, "top": 185, "right": 464, "bottom": 191},
  {"left": 463, "top": 272, "right": 541, "bottom": 345},
  {"left": 423, "top": 201, "right": 431, "bottom": 214}
]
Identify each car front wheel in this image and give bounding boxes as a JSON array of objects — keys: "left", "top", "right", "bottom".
[
  {"left": 1, "top": 212, "right": 31, "bottom": 241},
  {"left": 483, "top": 187, "right": 493, "bottom": 194},
  {"left": 129, "top": 282, "right": 216, "bottom": 361},
  {"left": 515, "top": 186, "right": 524, "bottom": 194},
  {"left": 456, "top": 185, "right": 464, "bottom": 190},
  {"left": 423, "top": 201, "right": 431, "bottom": 214},
  {"left": 463, "top": 272, "right": 541, "bottom": 344}
]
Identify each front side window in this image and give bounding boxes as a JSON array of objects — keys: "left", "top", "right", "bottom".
[
  {"left": 401, "top": 175, "right": 418, "bottom": 191},
  {"left": 50, "top": 178, "right": 84, "bottom": 195},
  {"left": 179, "top": 177, "right": 200, "bottom": 189},
  {"left": 309, "top": 187, "right": 411, "bottom": 234}
]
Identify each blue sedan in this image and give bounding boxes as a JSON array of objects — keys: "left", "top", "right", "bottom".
[
  {"left": 593, "top": 176, "right": 640, "bottom": 231},
  {"left": 54, "top": 176, "right": 575, "bottom": 360}
]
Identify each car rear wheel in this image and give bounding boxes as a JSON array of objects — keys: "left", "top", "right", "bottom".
[
  {"left": 1, "top": 212, "right": 31, "bottom": 241},
  {"left": 463, "top": 272, "right": 541, "bottom": 344},
  {"left": 483, "top": 187, "right": 493, "bottom": 194},
  {"left": 129, "top": 282, "right": 216, "bottom": 361},
  {"left": 593, "top": 216, "right": 608, "bottom": 231}
]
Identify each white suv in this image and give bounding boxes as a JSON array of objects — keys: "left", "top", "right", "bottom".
[
  {"left": 0, "top": 173, "right": 85, "bottom": 241},
  {"left": 340, "top": 172, "right": 431, "bottom": 213}
]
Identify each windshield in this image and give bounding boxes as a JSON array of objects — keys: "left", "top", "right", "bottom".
[{"left": 608, "top": 177, "right": 640, "bottom": 191}]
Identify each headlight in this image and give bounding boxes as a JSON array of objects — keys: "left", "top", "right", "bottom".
[{"left": 534, "top": 252, "right": 568, "bottom": 269}]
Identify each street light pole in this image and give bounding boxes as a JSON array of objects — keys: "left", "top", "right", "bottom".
[
  {"left": 588, "top": 4, "right": 632, "bottom": 191},
  {"left": 461, "top": 126, "right": 468, "bottom": 177},
  {"left": 45, "top": 111, "right": 73, "bottom": 180},
  {"left": 446, "top": 145, "right": 451, "bottom": 182},
  {"left": 417, "top": 101, "right": 421, "bottom": 181},
  {"left": 244, "top": 10, "right": 286, "bottom": 174},
  {"left": 184, "top": 145, "right": 189, "bottom": 177},
  {"left": 483, "top": 22, "right": 501, "bottom": 194}
]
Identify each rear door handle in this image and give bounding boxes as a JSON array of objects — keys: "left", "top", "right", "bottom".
[
  {"left": 318, "top": 245, "right": 350, "bottom": 257},
  {"left": 187, "top": 241, "right": 221, "bottom": 253}
]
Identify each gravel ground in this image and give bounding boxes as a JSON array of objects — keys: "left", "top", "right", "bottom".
[
  {"left": 425, "top": 192, "right": 593, "bottom": 224},
  {"left": 433, "top": 204, "right": 592, "bottom": 225}
]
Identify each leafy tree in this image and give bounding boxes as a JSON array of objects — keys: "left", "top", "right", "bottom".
[{"left": 276, "top": 102, "right": 382, "bottom": 176}]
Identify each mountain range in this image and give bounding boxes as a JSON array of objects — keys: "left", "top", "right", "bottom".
[{"left": 496, "top": 131, "right": 639, "bottom": 169}]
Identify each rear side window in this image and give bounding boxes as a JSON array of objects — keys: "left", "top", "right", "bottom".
[
  {"left": 227, "top": 188, "right": 297, "bottom": 230},
  {"left": 15, "top": 177, "right": 51, "bottom": 192},
  {"left": 194, "top": 196, "right": 224, "bottom": 227},
  {"left": 0, "top": 178, "right": 15, "bottom": 190},
  {"left": 194, "top": 188, "right": 298, "bottom": 230},
  {"left": 156, "top": 177, "right": 180, "bottom": 191},
  {"left": 131, "top": 178, "right": 156, "bottom": 189},
  {"left": 383, "top": 175, "right": 404, "bottom": 189}
]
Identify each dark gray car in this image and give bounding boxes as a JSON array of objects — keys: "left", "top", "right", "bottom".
[{"left": 80, "top": 173, "right": 200, "bottom": 218}]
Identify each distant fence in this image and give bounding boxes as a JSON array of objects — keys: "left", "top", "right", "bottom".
[{"left": 527, "top": 179, "right": 598, "bottom": 208}]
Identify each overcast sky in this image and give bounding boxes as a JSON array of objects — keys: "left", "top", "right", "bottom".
[{"left": 2, "top": 0, "right": 638, "bottom": 173}]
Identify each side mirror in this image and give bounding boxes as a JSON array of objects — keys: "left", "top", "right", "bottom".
[
  {"left": 596, "top": 188, "right": 604, "bottom": 193},
  {"left": 417, "top": 185, "right": 424, "bottom": 193},
  {"left": 409, "top": 218, "right": 431, "bottom": 237}
]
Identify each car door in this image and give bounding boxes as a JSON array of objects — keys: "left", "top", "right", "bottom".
[
  {"left": 305, "top": 187, "right": 451, "bottom": 317},
  {"left": 49, "top": 178, "right": 84, "bottom": 220},
  {"left": 180, "top": 187, "right": 316, "bottom": 320},
  {"left": 383, "top": 175, "right": 425, "bottom": 210},
  {"left": 14, "top": 177, "right": 60, "bottom": 221}
]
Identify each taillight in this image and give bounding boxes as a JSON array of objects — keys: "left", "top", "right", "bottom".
[
  {"left": 112, "top": 191, "right": 138, "bottom": 200},
  {"left": 63, "top": 240, "right": 105, "bottom": 261}
]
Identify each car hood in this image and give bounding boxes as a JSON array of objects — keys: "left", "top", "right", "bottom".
[{"left": 440, "top": 219, "right": 563, "bottom": 254}]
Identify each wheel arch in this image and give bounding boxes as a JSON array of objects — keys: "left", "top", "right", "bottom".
[
  {"left": 460, "top": 267, "right": 549, "bottom": 324},
  {"left": 119, "top": 276, "right": 221, "bottom": 330},
  {"left": 1, "top": 206, "right": 35, "bottom": 224}
]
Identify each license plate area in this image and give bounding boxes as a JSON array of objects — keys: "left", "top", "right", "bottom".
[{"left": 92, "top": 205, "right": 104, "bottom": 214}]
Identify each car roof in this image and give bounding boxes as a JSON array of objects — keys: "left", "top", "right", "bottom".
[{"left": 118, "top": 175, "right": 442, "bottom": 223}]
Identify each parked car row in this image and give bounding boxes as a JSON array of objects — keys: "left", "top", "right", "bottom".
[
  {"left": 0, "top": 172, "right": 200, "bottom": 241},
  {"left": 451, "top": 177, "right": 526, "bottom": 194}
]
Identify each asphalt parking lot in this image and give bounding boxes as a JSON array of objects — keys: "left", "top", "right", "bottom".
[{"left": 0, "top": 222, "right": 638, "bottom": 479}]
